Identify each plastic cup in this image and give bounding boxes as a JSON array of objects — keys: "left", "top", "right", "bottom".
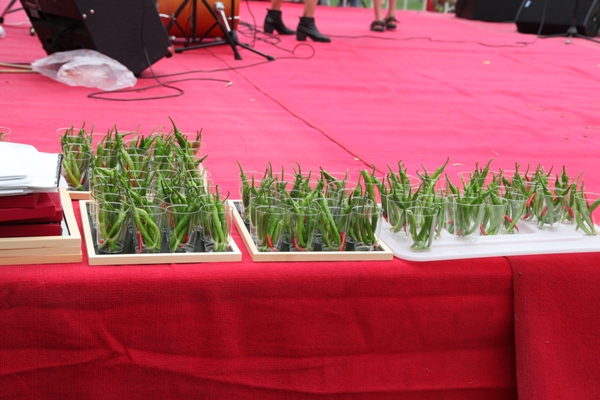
[
  {"left": 453, "top": 197, "right": 485, "bottom": 241},
  {"left": 534, "top": 188, "right": 565, "bottom": 231},
  {"left": 286, "top": 204, "right": 320, "bottom": 252},
  {"left": 573, "top": 192, "right": 600, "bottom": 235},
  {"left": 165, "top": 204, "right": 201, "bottom": 253},
  {"left": 96, "top": 202, "right": 130, "bottom": 254},
  {"left": 90, "top": 182, "right": 122, "bottom": 229},
  {"left": 58, "top": 126, "right": 93, "bottom": 158},
  {"left": 131, "top": 205, "right": 166, "bottom": 254},
  {"left": 200, "top": 203, "right": 233, "bottom": 252},
  {"left": 254, "top": 204, "right": 287, "bottom": 252},
  {"left": 417, "top": 194, "right": 447, "bottom": 240},
  {"left": 61, "top": 146, "right": 93, "bottom": 191},
  {"left": 406, "top": 205, "right": 437, "bottom": 252},
  {"left": 319, "top": 201, "right": 351, "bottom": 252},
  {"left": 503, "top": 192, "right": 527, "bottom": 234},
  {"left": 349, "top": 199, "right": 382, "bottom": 251},
  {"left": 324, "top": 181, "right": 357, "bottom": 203},
  {"left": 249, "top": 195, "right": 281, "bottom": 243},
  {"left": 444, "top": 194, "right": 458, "bottom": 235},
  {"left": 480, "top": 198, "right": 508, "bottom": 236},
  {"left": 385, "top": 194, "right": 415, "bottom": 239},
  {"left": 0, "top": 126, "right": 11, "bottom": 142},
  {"left": 238, "top": 171, "right": 277, "bottom": 220}
]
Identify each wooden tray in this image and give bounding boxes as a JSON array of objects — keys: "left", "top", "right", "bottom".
[
  {"left": 0, "top": 188, "right": 82, "bottom": 265},
  {"left": 80, "top": 200, "right": 242, "bottom": 265},
  {"left": 230, "top": 200, "right": 393, "bottom": 262},
  {"left": 68, "top": 190, "right": 91, "bottom": 200}
]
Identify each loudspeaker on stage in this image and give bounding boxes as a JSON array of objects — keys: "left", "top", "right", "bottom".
[
  {"left": 515, "top": 0, "right": 600, "bottom": 36},
  {"left": 455, "top": 0, "right": 523, "bottom": 22},
  {"left": 20, "top": 0, "right": 172, "bottom": 76}
]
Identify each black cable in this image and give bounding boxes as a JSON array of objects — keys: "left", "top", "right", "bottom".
[
  {"left": 87, "top": 75, "right": 231, "bottom": 102},
  {"left": 243, "top": 0, "right": 258, "bottom": 47},
  {"left": 327, "top": 33, "right": 532, "bottom": 47},
  {"left": 135, "top": 16, "right": 316, "bottom": 82}
]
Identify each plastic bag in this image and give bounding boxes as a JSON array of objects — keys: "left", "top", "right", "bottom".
[{"left": 31, "top": 49, "right": 136, "bottom": 91}]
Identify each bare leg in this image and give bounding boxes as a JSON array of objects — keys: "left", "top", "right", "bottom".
[
  {"left": 386, "top": 0, "right": 396, "bottom": 19},
  {"left": 373, "top": 0, "right": 383, "bottom": 21},
  {"left": 270, "top": 0, "right": 283, "bottom": 11},
  {"left": 303, "top": 0, "right": 318, "bottom": 17}
]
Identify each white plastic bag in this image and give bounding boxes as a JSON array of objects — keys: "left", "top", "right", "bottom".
[{"left": 31, "top": 49, "right": 136, "bottom": 91}]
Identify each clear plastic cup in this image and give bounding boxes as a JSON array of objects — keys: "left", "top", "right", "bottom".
[
  {"left": 0, "top": 126, "right": 11, "bottom": 142},
  {"left": 200, "top": 203, "right": 233, "bottom": 252},
  {"left": 406, "top": 205, "right": 437, "bottom": 252}
]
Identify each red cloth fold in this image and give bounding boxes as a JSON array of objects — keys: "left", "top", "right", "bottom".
[{"left": 510, "top": 253, "right": 600, "bottom": 400}]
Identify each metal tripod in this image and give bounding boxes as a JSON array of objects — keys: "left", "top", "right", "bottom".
[
  {"left": 0, "top": 0, "right": 20, "bottom": 24},
  {"left": 166, "top": 0, "right": 274, "bottom": 61},
  {"left": 543, "top": 0, "right": 600, "bottom": 44}
]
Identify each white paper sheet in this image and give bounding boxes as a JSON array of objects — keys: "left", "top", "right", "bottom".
[{"left": 0, "top": 142, "right": 61, "bottom": 195}]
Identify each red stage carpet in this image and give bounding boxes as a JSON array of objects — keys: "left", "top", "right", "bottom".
[
  {"left": 2, "top": 1, "right": 600, "bottom": 190},
  {"left": 1, "top": 1, "right": 600, "bottom": 399}
]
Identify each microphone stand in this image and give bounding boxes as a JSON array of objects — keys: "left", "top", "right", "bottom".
[{"left": 543, "top": 0, "right": 600, "bottom": 44}]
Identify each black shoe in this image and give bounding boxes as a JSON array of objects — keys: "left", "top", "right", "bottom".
[
  {"left": 384, "top": 16, "right": 398, "bottom": 30},
  {"left": 370, "top": 20, "right": 385, "bottom": 32},
  {"left": 296, "top": 17, "right": 331, "bottom": 43},
  {"left": 264, "top": 9, "right": 295, "bottom": 35}
]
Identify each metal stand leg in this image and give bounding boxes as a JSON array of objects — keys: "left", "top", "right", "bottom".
[
  {"left": 0, "top": 0, "right": 20, "bottom": 24},
  {"left": 541, "top": 0, "right": 600, "bottom": 44},
  {"left": 176, "top": 0, "right": 274, "bottom": 61}
]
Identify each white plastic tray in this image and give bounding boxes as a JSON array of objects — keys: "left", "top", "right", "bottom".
[{"left": 379, "top": 220, "right": 600, "bottom": 262}]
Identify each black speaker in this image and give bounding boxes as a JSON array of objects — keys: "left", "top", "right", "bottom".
[
  {"left": 455, "top": 0, "right": 523, "bottom": 22},
  {"left": 20, "top": 0, "right": 171, "bottom": 76},
  {"left": 515, "top": 0, "right": 600, "bottom": 36}
]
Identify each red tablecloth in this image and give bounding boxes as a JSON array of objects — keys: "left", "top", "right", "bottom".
[
  {"left": 0, "top": 204, "right": 517, "bottom": 398},
  {"left": 511, "top": 253, "right": 600, "bottom": 400}
]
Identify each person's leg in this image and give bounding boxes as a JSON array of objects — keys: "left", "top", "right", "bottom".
[
  {"left": 302, "top": 0, "right": 318, "bottom": 17},
  {"left": 370, "top": 0, "right": 385, "bottom": 31},
  {"left": 384, "top": 0, "right": 397, "bottom": 29},
  {"left": 373, "top": 0, "right": 383, "bottom": 21},
  {"left": 296, "top": 0, "right": 331, "bottom": 42},
  {"left": 265, "top": 0, "right": 295, "bottom": 34},
  {"left": 270, "top": 0, "right": 283, "bottom": 10}
]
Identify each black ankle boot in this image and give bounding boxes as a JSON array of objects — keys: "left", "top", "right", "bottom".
[
  {"left": 264, "top": 9, "right": 295, "bottom": 35},
  {"left": 296, "top": 17, "right": 331, "bottom": 43}
]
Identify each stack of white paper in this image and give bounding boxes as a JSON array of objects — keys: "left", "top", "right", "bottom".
[{"left": 0, "top": 142, "right": 61, "bottom": 196}]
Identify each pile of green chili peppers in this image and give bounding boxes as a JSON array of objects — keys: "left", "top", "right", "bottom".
[
  {"left": 88, "top": 118, "right": 231, "bottom": 254},
  {"left": 238, "top": 163, "right": 382, "bottom": 252},
  {"left": 60, "top": 124, "right": 93, "bottom": 191}
]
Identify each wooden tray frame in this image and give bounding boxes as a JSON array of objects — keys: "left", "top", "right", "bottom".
[
  {"left": 230, "top": 200, "right": 393, "bottom": 262},
  {"left": 68, "top": 190, "right": 91, "bottom": 200},
  {"left": 80, "top": 200, "right": 242, "bottom": 265},
  {"left": 0, "top": 188, "right": 82, "bottom": 265}
]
